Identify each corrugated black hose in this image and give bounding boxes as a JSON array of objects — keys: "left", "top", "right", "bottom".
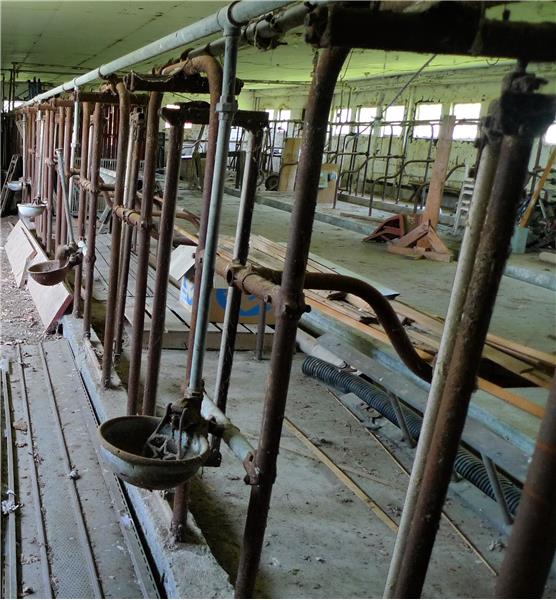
[{"left": 302, "top": 355, "right": 521, "bottom": 515}]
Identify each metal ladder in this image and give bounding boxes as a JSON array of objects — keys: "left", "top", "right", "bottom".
[
  {"left": 452, "top": 176, "right": 475, "bottom": 234},
  {"left": 0, "top": 154, "right": 21, "bottom": 216}
]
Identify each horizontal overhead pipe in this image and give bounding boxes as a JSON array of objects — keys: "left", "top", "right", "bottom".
[
  {"left": 75, "top": 91, "right": 149, "bottom": 106},
  {"left": 306, "top": 3, "right": 556, "bottom": 62},
  {"left": 19, "top": 0, "right": 291, "bottom": 107}
]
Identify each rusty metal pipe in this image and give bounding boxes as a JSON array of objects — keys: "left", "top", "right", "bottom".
[
  {"left": 45, "top": 110, "right": 55, "bottom": 253},
  {"left": 171, "top": 55, "right": 223, "bottom": 543},
  {"left": 73, "top": 103, "right": 91, "bottom": 317},
  {"left": 54, "top": 108, "right": 64, "bottom": 247},
  {"left": 303, "top": 273, "right": 433, "bottom": 382},
  {"left": 101, "top": 82, "right": 131, "bottom": 387},
  {"left": 114, "top": 112, "right": 145, "bottom": 361},
  {"left": 307, "top": 3, "right": 556, "bottom": 62},
  {"left": 214, "top": 129, "right": 264, "bottom": 414},
  {"left": 82, "top": 103, "right": 103, "bottom": 338},
  {"left": 61, "top": 106, "right": 73, "bottom": 246},
  {"left": 234, "top": 46, "right": 350, "bottom": 599},
  {"left": 219, "top": 259, "right": 432, "bottom": 384},
  {"left": 141, "top": 105, "right": 188, "bottom": 416},
  {"left": 495, "top": 376, "right": 556, "bottom": 598},
  {"left": 75, "top": 90, "right": 149, "bottom": 106},
  {"left": 181, "top": 57, "right": 222, "bottom": 386},
  {"left": 127, "top": 92, "right": 162, "bottom": 415},
  {"left": 393, "top": 88, "right": 554, "bottom": 597}
]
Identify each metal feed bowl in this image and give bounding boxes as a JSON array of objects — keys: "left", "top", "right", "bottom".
[
  {"left": 98, "top": 415, "right": 210, "bottom": 490},
  {"left": 18, "top": 203, "right": 46, "bottom": 218},
  {"left": 28, "top": 260, "right": 69, "bottom": 286}
]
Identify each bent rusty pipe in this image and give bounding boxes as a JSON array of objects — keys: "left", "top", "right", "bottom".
[
  {"left": 170, "top": 54, "right": 222, "bottom": 542},
  {"left": 177, "top": 56, "right": 223, "bottom": 385},
  {"left": 101, "top": 82, "right": 130, "bottom": 387},
  {"left": 219, "top": 259, "right": 432, "bottom": 383},
  {"left": 127, "top": 91, "right": 162, "bottom": 415}
]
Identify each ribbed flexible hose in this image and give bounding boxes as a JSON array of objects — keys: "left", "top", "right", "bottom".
[{"left": 302, "top": 356, "right": 521, "bottom": 514}]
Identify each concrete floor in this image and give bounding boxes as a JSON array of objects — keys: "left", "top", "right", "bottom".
[
  {"left": 150, "top": 350, "right": 510, "bottom": 598},
  {"left": 3, "top": 184, "right": 555, "bottom": 598}
]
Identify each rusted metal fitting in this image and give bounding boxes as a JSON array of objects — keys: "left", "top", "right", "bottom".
[
  {"left": 161, "top": 102, "right": 200, "bottom": 127},
  {"left": 277, "top": 289, "right": 309, "bottom": 320},
  {"left": 243, "top": 451, "right": 276, "bottom": 486},
  {"left": 485, "top": 69, "right": 556, "bottom": 139},
  {"left": 304, "top": 4, "right": 330, "bottom": 46}
]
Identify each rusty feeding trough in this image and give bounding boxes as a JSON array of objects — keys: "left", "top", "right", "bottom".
[
  {"left": 98, "top": 405, "right": 210, "bottom": 490},
  {"left": 18, "top": 202, "right": 46, "bottom": 219},
  {"left": 28, "top": 259, "right": 70, "bottom": 286}
]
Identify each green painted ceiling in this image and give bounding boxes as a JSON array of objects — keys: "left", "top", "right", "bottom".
[{"left": 2, "top": 1, "right": 556, "bottom": 93}]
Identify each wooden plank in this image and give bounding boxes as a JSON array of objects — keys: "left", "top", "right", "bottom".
[
  {"left": 5, "top": 220, "right": 37, "bottom": 287},
  {"left": 422, "top": 115, "right": 456, "bottom": 228},
  {"left": 478, "top": 378, "right": 544, "bottom": 418}
]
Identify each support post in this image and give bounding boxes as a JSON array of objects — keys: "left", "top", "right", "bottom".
[
  {"left": 234, "top": 46, "right": 349, "bottom": 599},
  {"left": 141, "top": 104, "right": 189, "bottom": 415},
  {"left": 82, "top": 103, "right": 103, "bottom": 338},
  {"left": 73, "top": 103, "right": 91, "bottom": 317},
  {"left": 113, "top": 111, "right": 145, "bottom": 362},
  {"left": 101, "top": 82, "right": 131, "bottom": 386},
  {"left": 392, "top": 69, "right": 555, "bottom": 598},
  {"left": 383, "top": 130, "right": 502, "bottom": 597},
  {"left": 495, "top": 376, "right": 556, "bottom": 598},
  {"left": 127, "top": 91, "right": 162, "bottom": 413}
]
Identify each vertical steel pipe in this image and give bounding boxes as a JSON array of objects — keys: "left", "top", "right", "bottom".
[
  {"left": 61, "top": 106, "right": 73, "bottom": 246},
  {"left": 188, "top": 24, "right": 240, "bottom": 395},
  {"left": 73, "top": 103, "right": 91, "bottom": 317},
  {"left": 213, "top": 129, "right": 263, "bottom": 415},
  {"left": 82, "top": 103, "right": 103, "bottom": 338},
  {"left": 178, "top": 58, "right": 222, "bottom": 382},
  {"left": 383, "top": 135, "right": 502, "bottom": 597},
  {"left": 101, "top": 83, "right": 131, "bottom": 386},
  {"left": 40, "top": 110, "right": 50, "bottom": 243},
  {"left": 55, "top": 107, "right": 64, "bottom": 247},
  {"left": 234, "top": 46, "right": 349, "bottom": 599},
  {"left": 45, "top": 110, "right": 55, "bottom": 254},
  {"left": 495, "top": 376, "right": 556, "bottom": 598},
  {"left": 393, "top": 87, "right": 554, "bottom": 597},
  {"left": 127, "top": 91, "right": 162, "bottom": 413},
  {"left": 113, "top": 111, "right": 145, "bottom": 361},
  {"left": 141, "top": 105, "right": 188, "bottom": 416},
  {"left": 170, "top": 54, "right": 225, "bottom": 541}
]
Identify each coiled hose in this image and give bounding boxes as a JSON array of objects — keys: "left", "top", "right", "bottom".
[{"left": 302, "top": 355, "right": 521, "bottom": 515}]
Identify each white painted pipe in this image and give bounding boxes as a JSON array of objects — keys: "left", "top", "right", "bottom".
[
  {"left": 20, "top": 1, "right": 290, "bottom": 108},
  {"left": 383, "top": 139, "right": 502, "bottom": 597},
  {"left": 201, "top": 395, "right": 255, "bottom": 464},
  {"left": 68, "top": 96, "right": 81, "bottom": 212}
]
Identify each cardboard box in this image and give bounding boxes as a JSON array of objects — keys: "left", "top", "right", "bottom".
[
  {"left": 171, "top": 246, "right": 275, "bottom": 325},
  {"left": 317, "top": 163, "right": 339, "bottom": 203}
]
